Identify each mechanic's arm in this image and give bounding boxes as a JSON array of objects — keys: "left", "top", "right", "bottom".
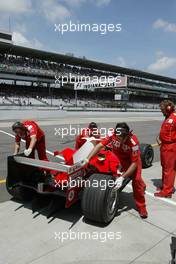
[
  {"left": 87, "top": 142, "right": 104, "bottom": 161},
  {"left": 24, "top": 135, "right": 37, "bottom": 156},
  {"left": 122, "top": 162, "right": 137, "bottom": 178},
  {"left": 14, "top": 142, "right": 20, "bottom": 155},
  {"left": 28, "top": 135, "right": 37, "bottom": 150},
  {"left": 156, "top": 134, "right": 161, "bottom": 146}
]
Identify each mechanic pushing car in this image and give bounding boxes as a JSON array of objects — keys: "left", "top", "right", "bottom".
[
  {"left": 75, "top": 122, "right": 101, "bottom": 149},
  {"left": 12, "top": 120, "right": 48, "bottom": 161},
  {"left": 85, "top": 122, "right": 148, "bottom": 219},
  {"left": 154, "top": 100, "right": 176, "bottom": 198}
]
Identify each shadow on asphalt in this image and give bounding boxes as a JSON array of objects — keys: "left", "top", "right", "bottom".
[
  {"left": 11, "top": 191, "right": 137, "bottom": 228},
  {"left": 151, "top": 178, "right": 162, "bottom": 189}
]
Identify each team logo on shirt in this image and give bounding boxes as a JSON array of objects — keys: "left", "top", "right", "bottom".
[
  {"left": 130, "top": 138, "right": 136, "bottom": 145},
  {"left": 168, "top": 119, "right": 173, "bottom": 124},
  {"left": 132, "top": 145, "right": 139, "bottom": 156},
  {"left": 132, "top": 145, "right": 139, "bottom": 151},
  {"left": 26, "top": 125, "right": 33, "bottom": 131},
  {"left": 111, "top": 139, "right": 131, "bottom": 151},
  {"left": 112, "top": 139, "right": 121, "bottom": 148}
]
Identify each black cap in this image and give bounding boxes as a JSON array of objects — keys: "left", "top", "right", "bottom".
[
  {"left": 12, "top": 122, "right": 25, "bottom": 131},
  {"left": 115, "top": 122, "right": 130, "bottom": 136},
  {"left": 88, "top": 122, "right": 98, "bottom": 130}
]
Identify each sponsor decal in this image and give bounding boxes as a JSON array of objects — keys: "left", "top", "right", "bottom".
[
  {"left": 168, "top": 119, "right": 173, "bottom": 124},
  {"left": 132, "top": 145, "right": 139, "bottom": 151},
  {"left": 68, "top": 190, "right": 75, "bottom": 201}
]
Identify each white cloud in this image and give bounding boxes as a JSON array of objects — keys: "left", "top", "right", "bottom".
[
  {"left": 39, "top": 0, "right": 71, "bottom": 22},
  {"left": 12, "top": 32, "right": 29, "bottom": 46},
  {"left": 153, "top": 19, "right": 176, "bottom": 33},
  {"left": 12, "top": 31, "right": 43, "bottom": 49},
  {"left": 63, "top": 0, "right": 86, "bottom": 7},
  {"left": 14, "top": 23, "right": 27, "bottom": 34},
  {"left": 116, "top": 56, "right": 126, "bottom": 67},
  {"left": 0, "top": 0, "right": 32, "bottom": 14},
  {"left": 94, "top": 0, "right": 111, "bottom": 6},
  {"left": 147, "top": 56, "right": 176, "bottom": 73},
  {"left": 32, "top": 39, "right": 43, "bottom": 50},
  {"left": 62, "top": 0, "right": 111, "bottom": 8},
  {"left": 156, "top": 50, "right": 165, "bottom": 59},
  {"left": 39, "top": 0, "right": 111, "bottom": 22}
]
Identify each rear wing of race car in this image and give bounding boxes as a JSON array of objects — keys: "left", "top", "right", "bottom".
[
  {"left": 12, "top": 140, "right": 96, "bottom": 174},
  {"left": 13, "top": 156, "right": 84, "bottom": 175}
]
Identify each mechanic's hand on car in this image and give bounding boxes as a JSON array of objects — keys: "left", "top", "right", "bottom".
[
  {"left": 114, "top": 176, "right": 124, "bottom": 190},
  {"left": 24, "top": 148, "right": 32, "bottom": 157},
  {"left": 117, "top": 166, "right": 123, "bottom": 177}
]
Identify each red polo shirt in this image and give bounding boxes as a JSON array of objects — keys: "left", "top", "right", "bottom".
[
  {"left": 101, "top": 132, "right": 140, "bottom": 163},
  {"left": 15, "top": 120, "right": 44, "bottom": 143}
]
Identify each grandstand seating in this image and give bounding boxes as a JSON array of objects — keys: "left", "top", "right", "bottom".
[
  {"left": 0, "top": 96, "right": 11, "bottom": 105},
  {"left": 0, "top": 51, "right": 175, "bottom": 110},
  {"left": 0, "top": 53, "right": 114, "bottom": 79}
]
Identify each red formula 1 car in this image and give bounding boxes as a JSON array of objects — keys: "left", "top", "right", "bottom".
[{"left": 6, "top": 140, "right": 154, "bottom": 224}]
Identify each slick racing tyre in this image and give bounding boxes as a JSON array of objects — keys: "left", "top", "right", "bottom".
[
  {"left": 140, "top": 144, "right": 154, "bottom": 168},
  {"left": 81, "top": 173, "right": 119, "bottom": 224},
  {"left": 6, "top": 176, "right": 34, "bottom": 201}
]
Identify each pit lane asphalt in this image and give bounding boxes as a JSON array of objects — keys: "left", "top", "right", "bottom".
[{"left": 1, "top": 111, "right": 176, "bottom": 264}]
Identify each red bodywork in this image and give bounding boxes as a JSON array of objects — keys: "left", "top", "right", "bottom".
[{"left": 51, "top": 147, "right": 121, "bottom": 208}]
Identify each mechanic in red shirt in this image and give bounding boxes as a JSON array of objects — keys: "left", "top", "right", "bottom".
[
  {"left": 75, "top": 122, "right": 101, "bottom": 149},
  {"left": 155, "top": 100, "right": 176, "bottom": 198},
  {"left": 12, "top": 120, "right": 48, "bottom": 161},
  {"left": 85, "top": 122, "right": 148, "bottom": 219}
]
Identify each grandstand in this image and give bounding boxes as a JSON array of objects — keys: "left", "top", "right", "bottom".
[{"left": 0, "top": 39, "right": 176, "bottom": 110}]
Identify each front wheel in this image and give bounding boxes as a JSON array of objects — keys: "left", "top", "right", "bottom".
[{"left": 81, "top": 173, "right": 119, "bottom": 223}]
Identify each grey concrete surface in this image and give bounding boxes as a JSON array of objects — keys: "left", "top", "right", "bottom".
[
  {"left": 0, "top": 162, "right": 175, "bottom": 264},
  {"left": 0, "top": 109, "right": 162, "bottom": 123},
  {"left": 0, "top": 111, "right": 175, "bottom": 264}
]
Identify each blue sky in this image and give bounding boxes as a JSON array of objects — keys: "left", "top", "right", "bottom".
[{"left": 0, "top": 0, "right": 176, "bottom": 77}]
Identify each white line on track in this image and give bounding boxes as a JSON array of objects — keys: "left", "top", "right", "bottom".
[
  {"left": 127, "top": 185, "right": 176, "bottom": 206},
  {"left": 1, "top": 129, "right": 176, "bottom": 206}
]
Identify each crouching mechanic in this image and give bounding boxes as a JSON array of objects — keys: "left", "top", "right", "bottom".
[
  {"left": 75, "top": 122, "right": 100, "bottom": 149},
  {"left": 155, "top": 100, "right": 176, "bottom": 198},
  {"left": 85, "top": 122, "right": 148, "bottom": 219},
  {"left": 12, "top": 120, "right": 48, "bottom": 161}
]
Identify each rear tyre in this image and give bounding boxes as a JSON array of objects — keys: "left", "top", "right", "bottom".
[
  {"left": 81, "top": 173, "right": 119, "bottom": 223},
  {"left": 6, "top": 177, "right": 34, "bottom": 201},
  {"left": 140, "top": 144, "right": 154, "bottom": 168}
]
